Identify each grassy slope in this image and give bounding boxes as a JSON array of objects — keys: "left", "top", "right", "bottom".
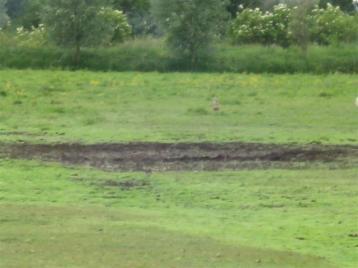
[
  {"left": 0, "top": 160, "right": 357, "bottom": 267},
  {"left": 0, "top": 70, "right": 357, "bottom": 144}
]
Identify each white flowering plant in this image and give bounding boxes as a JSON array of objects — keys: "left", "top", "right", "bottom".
[
  {"left": 230, "top": 3, "right": 358, "bottom": 47},
  {"left": 14, "top": 24, "right": 48, "bottom": 48},
  {"left": 97, "top": 8, "right": 132, "bottom": 44},
  {"left": 230, "top": 4, "right": 292, "bottom": 47},
  {"left": 310, "top": 4, "right": 358, "bottom": 45}
]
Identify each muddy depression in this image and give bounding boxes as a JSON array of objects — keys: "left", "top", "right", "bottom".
[{"left": 0, "top": 142, "right": 357, "bottom": 171}]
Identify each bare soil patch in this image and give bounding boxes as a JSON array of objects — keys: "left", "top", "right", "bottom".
[{"left": 0, "top": 142, "right": 357, "bottom": 171}]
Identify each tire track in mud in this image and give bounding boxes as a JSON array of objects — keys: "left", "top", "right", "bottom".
[{"left": 0, "top": 142, "right": 357, "bottom": 171}]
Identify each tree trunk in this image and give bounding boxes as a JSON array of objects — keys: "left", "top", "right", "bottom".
[{"left": 74, "top": 41, "right": 81, "bottom": 68}]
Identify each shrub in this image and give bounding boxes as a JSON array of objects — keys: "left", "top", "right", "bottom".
[
  {"left": 311, "top": 4, "right": 358, "bottom": 45},
  {"left": 97, "top": 8, "right": 132, "bottom": 44},
  {"left": 289, "top": 0, "right": 315, "bottom": 51},
  {"left": 230, "top": 4, "right": 292, "bottom": 47},
  {"left": 230, "top": 3, "right": 358, "bottom": 47},
  {"left": 230, "top": 7, "right": 268, "bottom": 44},
  {"left": 152, "top": 0, "right": 229, "bottom": 68},
  {"left": 43, "top": 0, "right": 131, "bottom": 66},
  {"left": 14, "top": 24, "right": 48, "bottom": 48}
]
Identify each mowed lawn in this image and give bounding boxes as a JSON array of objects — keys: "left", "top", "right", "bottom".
[
  {"left": 0, "top": 70, "right": 357, "bottom": 144},
  {"left": 0, "top": 160, "right": 357, "bottom": 268}
]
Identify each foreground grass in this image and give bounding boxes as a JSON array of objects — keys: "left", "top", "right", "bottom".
[
  {"left": 0, "top": 70, "right": 357, "bottom": 144},
  {"left": 0, "top": 160, "right": 357, "bottom": 267}
]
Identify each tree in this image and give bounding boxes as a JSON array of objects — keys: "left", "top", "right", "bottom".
[
  {"left": 20, "top": 0, "right": 45, "bottom": 28},
  {"left": 152, "top": 0, "right": 229, "bottom": 68},
  {"left": 319, "top": 0, "right": 355, "bottom": 12},
  {"left": 5, "top": 0, "right": 48, "bottom": 28},
  {"left": 112, "top": 0, "right": 157, "bottom": 35},
  {"left": 5, "top": 0, "right": 24, "bottom": 19},
  {"left": 227, "top": 0, "right": 261, "bottom": 17},
  {"left": 289, "top": 0, "right": 315, "bottom": 52},
  {"left": 0, "top": 0, "right": 9, "bottom": 28},
  {"left": 43, "top": 0, "right": 129, "bottom": 66}
]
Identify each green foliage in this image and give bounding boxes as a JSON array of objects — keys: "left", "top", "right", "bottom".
[
  {"left": 319, "top": 0, "right": 355, "bottom": 12},
  {"left": 43, "top": 0, "right": 130, "bottom": 65},
  {"left": 227, "top": 0, "right": 262, "bottom": 17},
  {"left": 97, "top": 7, "right": 131, "bottom": 43},
  {"left": 152, "top": 0, "right": 229, "bottom": 68},
  {"left": 43, "top": 0, "right": 111, "bottom": 48},
  {"left": 0, "top": 42, "right": 357, "bottom": 73},
  {"left": 14, "top": 24, "right": 48, "bottom": 47},
  {"left": 17, "top": 0, "right": 44, "bottom": 28},
  {"left": 311, "top": 3, "right": 358, "bottom": 45},
  {"left": 230, "top": 3, "right": 358, "bottom": 46},
  {"left": 0, "top": 0, "right": 9, "bottom": 28},
  {"left": 230, "top": 4, "right": 292, "bottom": 46},
  {"left": 5, "top": 0, "right": 47, "bottom": 28},
  {"left": 4, "top": 0, "right": 24, "bottom": 19},
  {"left": 289, "top": 0, "right": 315, "bottom": 51},
  {"left": 112, "top": 0, "right": 156, "bottom": 35}
]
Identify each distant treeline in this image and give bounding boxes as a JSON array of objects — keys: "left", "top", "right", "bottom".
[{"left": 0, "top": 0, "right": 357, "bottom": 72}]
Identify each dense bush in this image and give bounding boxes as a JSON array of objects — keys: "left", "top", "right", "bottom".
[
  {"left": 97, "top": 8, "right": 132, "bottom": 44},
  {"left": 230, "top": 5, "right": 292, "bottom": 47},
  {"left": 14, "top": 24, "right": 48, "bottom": 48},
  {"left": 152, "top": 0, "right": 229, "bottom": 68},
  {"left": 43, "top": 0, "right": 131, "bottom": 65},
  {"left": 230, "top": 3, "right": 358, "bottom": 46},
  {"left": 311, "top": 4, "right": 358, "bottom": 45},
  {"left": 0, "top": 40, "right": 357, "bottom": 73}
]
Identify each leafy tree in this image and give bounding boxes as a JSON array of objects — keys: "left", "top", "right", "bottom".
[
  {"left": 43, "top": 0, "right": 130, "bottom": 66},
  {"left": 20, "top": 0, "right": 45, "bottom": 28},
  {"left": 152, "top": 0, "right": 229, "bottom": 68},
  {"left": 112, "top": 0, "right": 150, "bottom": 13},
  {"left": 311, "top": 3, "right": 358, "bottom": 44},
  {"left": 5, "top": 0, "right": 24, "bottom": 19},
  {"left": 5, "top": 0, "right": 47, "bottom": 28},
  {"left": 0, "top": 0, "right": 9, "bottom": 29},
  {"left": 289, "top": 0, "right": 315, "bottom": 51},
  {"left": 112, "top": 0, "right": 157, "bottom": 35},
  {"left": 227, "top": 0, "right": 261, "bottom": 17},
  {"left": 319, "top": 0, "right": 355, "bottom": 12}
]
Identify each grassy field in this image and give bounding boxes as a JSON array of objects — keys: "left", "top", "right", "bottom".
[
  {"left": 0, "top": 70, "right": 357, "bottom": 144},
  {"left": 0, "top": 70, "right": 357, "bottom": 267},
  {"left": 1, "top": 159, "right": 357, "bottom": 267}
]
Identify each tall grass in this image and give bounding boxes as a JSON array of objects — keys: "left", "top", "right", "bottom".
[{"left": 0, "top": 38, "right": 357, "bottom": 73}]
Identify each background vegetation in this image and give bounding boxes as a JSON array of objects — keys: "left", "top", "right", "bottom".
[{"left": 0, "top": 0, "right": 357, "bottom": 72}]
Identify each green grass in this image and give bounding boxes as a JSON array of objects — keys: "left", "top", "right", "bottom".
[
  {"left": 0, "top": 70, "right": 357, "bottom": 144},
  {"left": 1, "top": 70, "right": 357, "bottom": 267},
  {"left": 0, "top": 159, "right": 357, "bottom": 267}
]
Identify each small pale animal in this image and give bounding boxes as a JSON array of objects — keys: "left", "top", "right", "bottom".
[
  {"left": 355, "top": 97, "right": 358, "bottom": 107},
  {"left": 212, "top": 97, "right": 220, "bottom": 112}
]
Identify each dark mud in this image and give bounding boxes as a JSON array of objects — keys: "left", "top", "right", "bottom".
[{"left": 1, "top": 142, "right": 357, "bottom": 171}]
